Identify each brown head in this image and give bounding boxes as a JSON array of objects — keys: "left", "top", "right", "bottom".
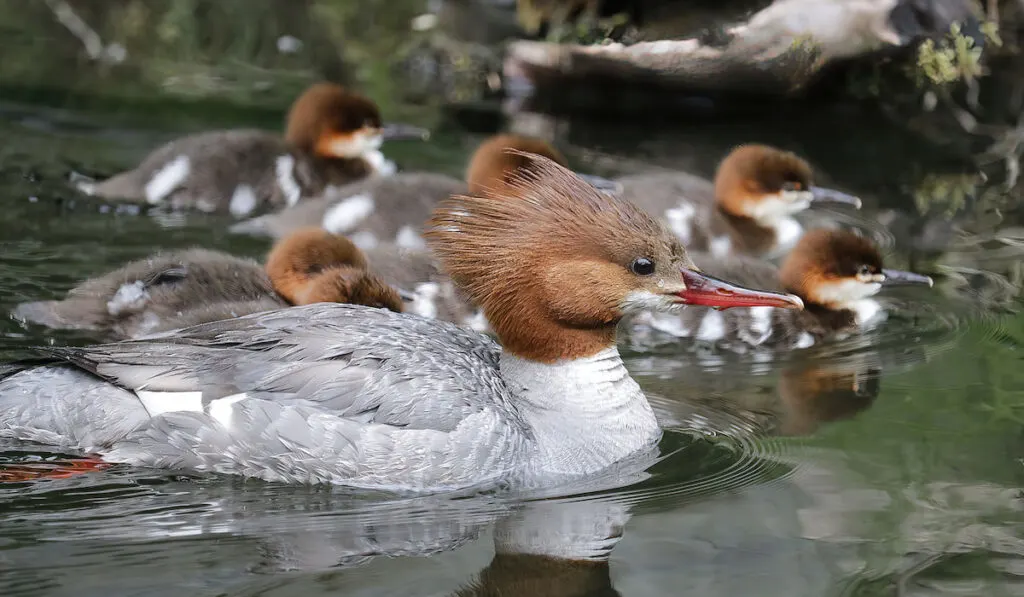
[
  {"left": 779, "top": 229, "right": 932, "bottom": 310},
  {"left": 715, "top": 145, "right": 861, "bottom": 223},
  {"left": 465, "top": 134, "right": 621, "bottom": 197},
  {"left": 285, "top": 83, "right": 428, "bottom": 161},
  {"left": 265, "top": 227, "right": 369, "bottom": 304},
  {"left": 426, "top": 153, "right": 803, "bottom": 363},
  {"left": 298, "top": 267, "right": 404, "bottom": 313}
]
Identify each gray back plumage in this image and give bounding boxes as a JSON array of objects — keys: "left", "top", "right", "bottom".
[{"left": 231, "top": 172, "right": 467, "bottom": 241}]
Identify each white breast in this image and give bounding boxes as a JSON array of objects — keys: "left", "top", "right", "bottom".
[{"left": 502, "top": 347, "right": 660, "bottom": 483}]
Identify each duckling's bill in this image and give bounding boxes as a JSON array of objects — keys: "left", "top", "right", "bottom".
[
  {"left": 676, "top": 269, "right": 804, "bottom": 310},
  {"left": 382, "top": 122, "right": 430, "bottom": 141},
  {"left": 881, "top": 268, "right": 934, "bottom": 287},
  {"left": 809, "top": 185, "right": 862, "bottom": 209}
]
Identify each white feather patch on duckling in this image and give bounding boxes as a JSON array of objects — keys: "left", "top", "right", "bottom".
[
  {"left": 321, "top": 193, "right": 375, "bottom": 234},
  {"left": 738, "top": 306, "right": 774, "bottom": 346},
  {"left": 772, "top": 217, "right": 803, "bottom": 255},
  {"left": 144, "top": 155, "right": 190, "bottom": 204},
  {"left": 349, "top": 231, "right": 378, "bottom": 250},
  {"left": 696, "top": 309, "right": 726, "bottom": 342},
  {"left": 665, "top": 203, "right": 695, "bottom": 244},
  {"left": 409, "top": 282, "right": 440, "bottom": 319},
  {"left": 107, "top": 281, "right": 150, "bottom": 316},
  {"left": 395, "top": 225, "right": 425, "bottom": 249},
  {"left": 275, "top": 155, "right": 302, "bottom": 206},
  {"left": 464, "top": 309, "right": 489, "bottom": 332},
  {"left": 228, "top": 184, "right": 257, "bottom": 217},
  {"left": 795, "top": 331, "right": 816, "bottom": 349},
  {"left": 710, "top": 236, "right": 732, "bottom": 258}
]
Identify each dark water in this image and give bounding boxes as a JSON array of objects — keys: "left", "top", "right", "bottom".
[{"left": 2, "top": 3, "right": 1024, "bottom": 596}]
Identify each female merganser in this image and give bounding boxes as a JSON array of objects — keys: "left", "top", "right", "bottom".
[
  {"left": 75, "top": 83, "right": 429, "bottom": 217},
  {"left": 12, "top": 228, "right": 402, "bottom": 340},
  {"left": 627, "top": 228, "right": 933, "bottom": 351},
  {"left": 0, "top": 155, "right": 802, "bottom": 491},
  {"left": 619, "top": 144, "right": 862, "bottom": 259},
  {"left": 229, "top": 133, "right": 619, "bottom": 245}
]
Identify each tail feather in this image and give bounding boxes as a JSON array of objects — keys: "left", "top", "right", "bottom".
[
  {"left": 75, "top": 170, "right": 147, "bottom": 202},
  {"left": 12, "top": 300, "right": 101, "bottom": 331},
  {"left": 0, "top": 364, "right": 148, "bottom": 451}
]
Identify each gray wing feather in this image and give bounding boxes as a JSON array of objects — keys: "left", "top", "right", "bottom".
[{"left": 43, "top": 304, "right": 515, "bottom": 433}]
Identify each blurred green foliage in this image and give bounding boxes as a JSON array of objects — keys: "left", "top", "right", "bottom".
[{"left": 0, "top": 0, "right": 431, "bottom": 124}]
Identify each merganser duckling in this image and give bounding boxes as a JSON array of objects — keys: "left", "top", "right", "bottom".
[
  {"left": 619, "top": 144, "right": 862, "bottom": 259},
  {"left": 0, "top": 155, "right": 802, "bottom": 491},
  {"left": 229, "top": 133, "right": 619, "bottom": 245},
  {"left": 76, "top": 83, "right": 429, "bottom": 217},
  {"left": 627, "top": 229, "right": 933, "bottom": 351},
  {"left": 12, "top": 229, "right": 402, "bottom": 340}
]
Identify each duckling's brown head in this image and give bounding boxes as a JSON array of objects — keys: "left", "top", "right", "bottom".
[
  {"left": 780, "top": 229, "right": 931, "bottom": 310},
  {"left": 285, "top": 83, "right": 428, "bottom": 165},
  {"left": 715, "top": 145, "right": 861, "bottom": 223},
  {"left": 299, "top": 267, "right": 404, "bottom": 313},
  {"left": 465, "top": 135, "right": 568, "bottom": 195},
  {"left": 286, "top": 83, "right": 385, "bottom": 160},
  {"left": 465, "top": 134, "right": 622, "bottom": 197},
  {"left": 265, "top": 227, "right": 369, "bottom": 304}
]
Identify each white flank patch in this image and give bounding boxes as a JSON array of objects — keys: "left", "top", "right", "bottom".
[
  {"left": 710, "top": 236, "right": 732, "bottom": 258},
  {"left": 275, "top": 155, "right": 302, "bottom": 206},
  {"left": 739, "top": 306, "right": 774, "bottom": 346},
  {"left": 696, "top": 309, "right": 726, "bottom": 342},
  {"left": 144, "top": 155, "right": 190, "bottom": 204},
  {"left": 409, "top": 282, "right": 440, "bottom": 319},
  {"left": 395, "top": 225, "right": 425, "bottom": 249},
  {"left": 349, "top": 231, "right": 378, "bottom": 250},
  {"left": 107, "top": 281, "right": 150, "bottom": 316},
  {"left": 208, "top": 393, "right": 248, "bottom": 431},
  {"left": 228, "top": 184, "right": 257, "bottom": 217},
  {"left": 795, "top": 331, "right": 816, "bottom": 349},
  {"left": 137, "top": 390, "right": 203, "bottom": 418},
  {"left": 665, "top": 203, "right": 695, "bottom": 244},
  {"left": 321, "top": 193, "right": 375, "bottom": 234}
]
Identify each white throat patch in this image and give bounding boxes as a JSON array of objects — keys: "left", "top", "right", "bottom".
[
  {"left": 745, "top": 190, "right": 813, "bottom": 224},
  {"left": 812, "top": 279, "right": 884, "bottom": 325}
]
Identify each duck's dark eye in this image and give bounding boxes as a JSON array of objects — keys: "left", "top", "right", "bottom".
[
  {"left": 857, "top": 265, "right": 872, "bottom": 276},
  {"left": 782, "top": 181, "right": 802, "bottom": 192},
  {"left": 630, "top": 257, "right": 655, "bottom": 276}
]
